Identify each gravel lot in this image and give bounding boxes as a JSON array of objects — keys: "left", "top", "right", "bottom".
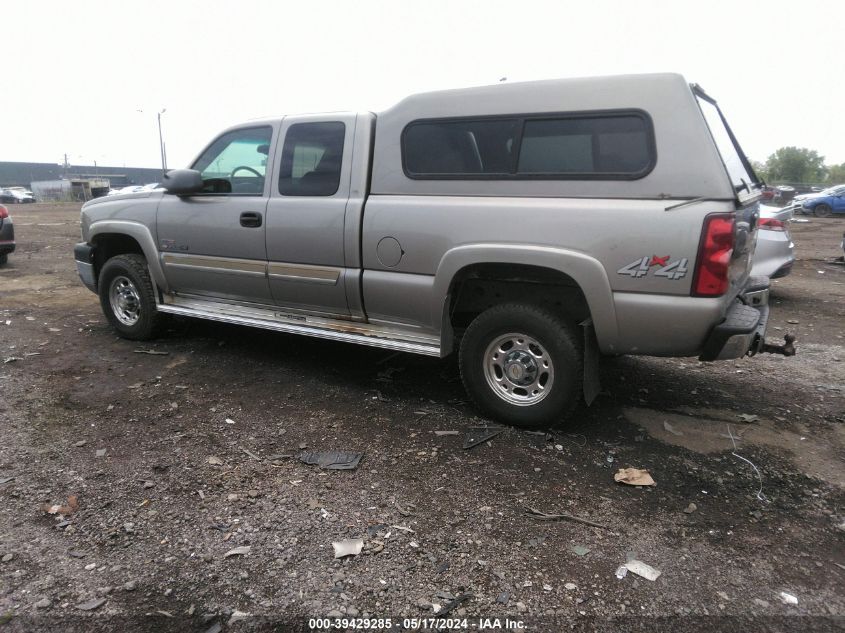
[{"left": 0, "top": 203, "right": 843, "bottom": 632}]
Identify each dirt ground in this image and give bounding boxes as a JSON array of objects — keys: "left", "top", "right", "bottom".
[{"left": 0, "top": 203, "right": 843, "bottom": 632}]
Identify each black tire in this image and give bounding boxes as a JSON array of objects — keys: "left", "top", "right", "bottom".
[
  {"left": 459, "top": 303, "right": 582, "bottom": 429},
  {"left": 814, "top": 204, "right": 832, "bottom": 218},
  {"left": 0, "top": 253, "right": 7, "bottom": 265},
  {"left": 98, "top": 254, "right": 164, "bottom": 340}
]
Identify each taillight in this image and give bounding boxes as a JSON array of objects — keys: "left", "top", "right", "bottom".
[
  {"left": 758, "top": 217, "right": 786, "bottom": 232},
  {"left": 0, "top": 205, "right": 8, "bottom": 220},
  {"left": 692, "top": 213, "right": 735, "bottom": 297}
]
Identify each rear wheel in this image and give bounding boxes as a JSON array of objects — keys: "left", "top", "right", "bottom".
[
  {"left": 459, "top": 303, "right": 582, "bottom": 429},
  {"left": 98, "top": 254, "right": 164, "bottom": 340},
  {"left": 0, "top": 253, "right": 7, "bottom": 265},
  {"left": 814, "top": 204, "right": 832, "bottom": 217}
]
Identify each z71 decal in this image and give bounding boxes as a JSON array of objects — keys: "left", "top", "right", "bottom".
[{"left": 617, "top": 255, "right": 689, "bottom": 280}]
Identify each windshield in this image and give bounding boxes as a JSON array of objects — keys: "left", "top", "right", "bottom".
[
  {"left": 695, "top": 93, "right": 759, "bottom": 193},
  {"left": 823, "top": 184, "right": 845, "bottom": 195}
]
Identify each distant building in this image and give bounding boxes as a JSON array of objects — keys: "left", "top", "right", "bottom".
[{"left": 0, "top": 161, "right": 162, "bottom": 189}]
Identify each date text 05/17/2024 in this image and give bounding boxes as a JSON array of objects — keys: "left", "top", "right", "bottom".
[{"left": 308, "top": 617, "right": 527, "bottom": 630}]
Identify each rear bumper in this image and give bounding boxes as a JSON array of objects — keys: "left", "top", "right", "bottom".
[
  {"left": 699, "top": 276, "right": 770, "bottom": 361},
  {"left": 74, "top": 242, "right": 97, "bottom": 293}
]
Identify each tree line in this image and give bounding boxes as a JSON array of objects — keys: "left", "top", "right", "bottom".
[{"left": 752, "top": 147, "right": 845, "bottom": 186}]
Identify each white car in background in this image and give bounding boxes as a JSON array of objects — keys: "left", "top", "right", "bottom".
[
  {"left": 0, "top": 187, "right": 36, "bottom": 203},
  {"left": 107, "top": 183, "right": 162, "bottom": 196},
  {"left": 751, "top": 204, "right": 794, "bottom": 278}
]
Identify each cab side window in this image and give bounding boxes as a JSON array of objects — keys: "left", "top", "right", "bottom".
[
  {"left": 279, "top": 122, "right": 346, "bottom": 197},
  {"left": 192, "top": 126, "right": 273, "bottom": 195}
]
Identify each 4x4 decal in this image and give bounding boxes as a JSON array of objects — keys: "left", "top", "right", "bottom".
[{"left": 617, "top": 255, "right": 689, "bottom": 280}]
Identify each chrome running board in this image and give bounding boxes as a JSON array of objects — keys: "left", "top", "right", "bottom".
[{"left": 156, "top": 293, "right": 441, "bottom": 357}]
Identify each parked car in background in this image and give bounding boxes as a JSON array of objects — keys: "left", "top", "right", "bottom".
[
  {"left": 793, "top": 184, "right": 845, "bottom": 217},
  {"left": 0, "top": 187, "right": 36, "bottom": 203},
  {"left": 772, "top": 185, "right": 796, "bottom": 205},
  {"left": 760, "top": 185, "right": 776, "bottom": 202},
  {"left": 107, "top": 183, "right": 163, "bottom": 196},
  {"left": 751, "top": 205, "right": 794, "bottom": 279},
  {"left": 0, "top": 204, "right": 15, "bottom": 265}
]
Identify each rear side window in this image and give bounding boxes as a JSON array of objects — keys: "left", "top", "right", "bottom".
[
  {"left": 279, "top": 122, "right": 345, "bottom": 196},
  {"left": 402, "top": 111, "right": 654, "bottom": 180},
  {"left": 518, "top": 116, "right": 651, "bottom": 174},
  {"left": 403, "top": 119, "right": 519, "bottom": 175}
]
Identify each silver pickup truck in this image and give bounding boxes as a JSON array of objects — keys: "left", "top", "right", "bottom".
[{"left": 74, "top": 73, "right": 792, "bottom": 427}]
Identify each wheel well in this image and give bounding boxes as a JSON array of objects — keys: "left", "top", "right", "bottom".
[
  {"left": 447, "top": 263, "right": 591, "bottom": 331},
  {"left": 91, "top": 234, "right": 144, "bottom": 283}
]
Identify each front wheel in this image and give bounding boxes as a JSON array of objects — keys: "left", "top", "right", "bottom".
[
  {"left": 98, "top": 254, "right": 164, "bottom": 340},
  {"left": 459, "top": 304, "right": 583, "bottom": 429},
  {"left": 814, "top": 204, "right": 832, "bottom": 218}
]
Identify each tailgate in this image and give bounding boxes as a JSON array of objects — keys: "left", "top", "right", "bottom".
[{"left": 692, "top": 85, "right": 763, "bottom": 294}]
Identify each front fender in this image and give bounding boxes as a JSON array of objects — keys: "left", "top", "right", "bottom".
[
  {"left": 432, "top": 244, "right": 618, "bottom": 354},
  {"left": 88, "top": 220, "right": 168, "bottom": 291}
]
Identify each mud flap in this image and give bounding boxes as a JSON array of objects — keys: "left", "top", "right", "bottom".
[{"left": 580, "top": 318, "right": 601, "bottom": 406}]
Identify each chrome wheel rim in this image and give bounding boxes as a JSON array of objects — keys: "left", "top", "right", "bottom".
[
  {"left": 483, "top": 332, "right": 554, "bottom": 406},
  {"left": 109, "top": 275, "right": 142, "bottom": 326}
]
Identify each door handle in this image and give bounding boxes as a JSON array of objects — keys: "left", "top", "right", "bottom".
[{"left": 240, "top": 212, "right": 262, "bottom": 228}]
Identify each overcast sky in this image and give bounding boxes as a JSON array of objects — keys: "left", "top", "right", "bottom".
[{"left": 4, "top": 0, "right": 843, "bottom": 171}]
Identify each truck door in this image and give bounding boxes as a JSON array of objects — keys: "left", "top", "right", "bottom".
[
  {"left": 264, "top": 114, "right": 358, "bottom": 317},
  {"left": 156, "top": 124, "right": 276, "bottom": 304}
]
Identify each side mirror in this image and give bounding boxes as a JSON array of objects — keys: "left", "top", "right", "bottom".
[{"left": 161, "top": 169, "right": 204, "bottom": 195}]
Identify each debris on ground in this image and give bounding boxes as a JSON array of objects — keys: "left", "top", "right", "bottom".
[
  {"left": 95, "top": 449, "right": 106, "bottom": 458},
  {"left": 133, "top": 349, "right": 169, "bottom": 355},
  {"left": 615, "top": 565, "right": 628, "bottom": 579},
  {"left": 436, "top": 592, "right": 473, "bottom": 616},
  {"left": 395, "top": 500, "right": 415, "bottom": 516},
  {"left": 223, "top": 546, "right": 251, "bottom": 558},
  {"left": 663, "top": 420, "right": 683, "bottom": 436},
  {"left": 241, "top": 447, "right": 261, "bottom": 461},
  {"left": 434, "top": 430, "right": 460, "bottom": 436},
  {"left": 224, "top": 418, "right": 236, "bottom": 425},
  {"left": 0, "top": 477, "right": 14, "bottom": 485},
  {"left": 299, "top": 450, "right": 363, "bottom": 470},
  {"left": 683, "top": 502, "right": 698, "bottom": 514},
  {"left": 76, "top": 597, "right": 107, "bottom": 611},
  {"left": 622, "top": 559, "right": 661, "bottom": 581},
  {"left": 727, "top": 425, "right": 767, "bottom": 502},
  {"left": 779, "top": 591, "right": 798, "bottom": 605},
  {"left": 332, "top": 538, "right": 364, "bottom": 558},
  {"left": 614, "top": 468, "right": 655, "bottom": 486},
  {"left": 229, "top": 610, "right": 251, "bottom": 625},
  {"left": 42, "top": 495, "right": 79, "bottom": 516},
  {"left": 463, "top": 426, "right": 505, "bottom": 449},
  {"left": 738, "top": 413, "right": 759, "bottom": 423},
  {"left": 526, "top": 506, "right": 609, "bottom": 530},
  {"left": 571, "top": 545, "right": 591, "bottom": 556},
  {"left": 3, "top": 356, "right": 22, "bottom": 364},
  {"left": 207, "top": 456, "right": 223, "bottom": 466}
]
